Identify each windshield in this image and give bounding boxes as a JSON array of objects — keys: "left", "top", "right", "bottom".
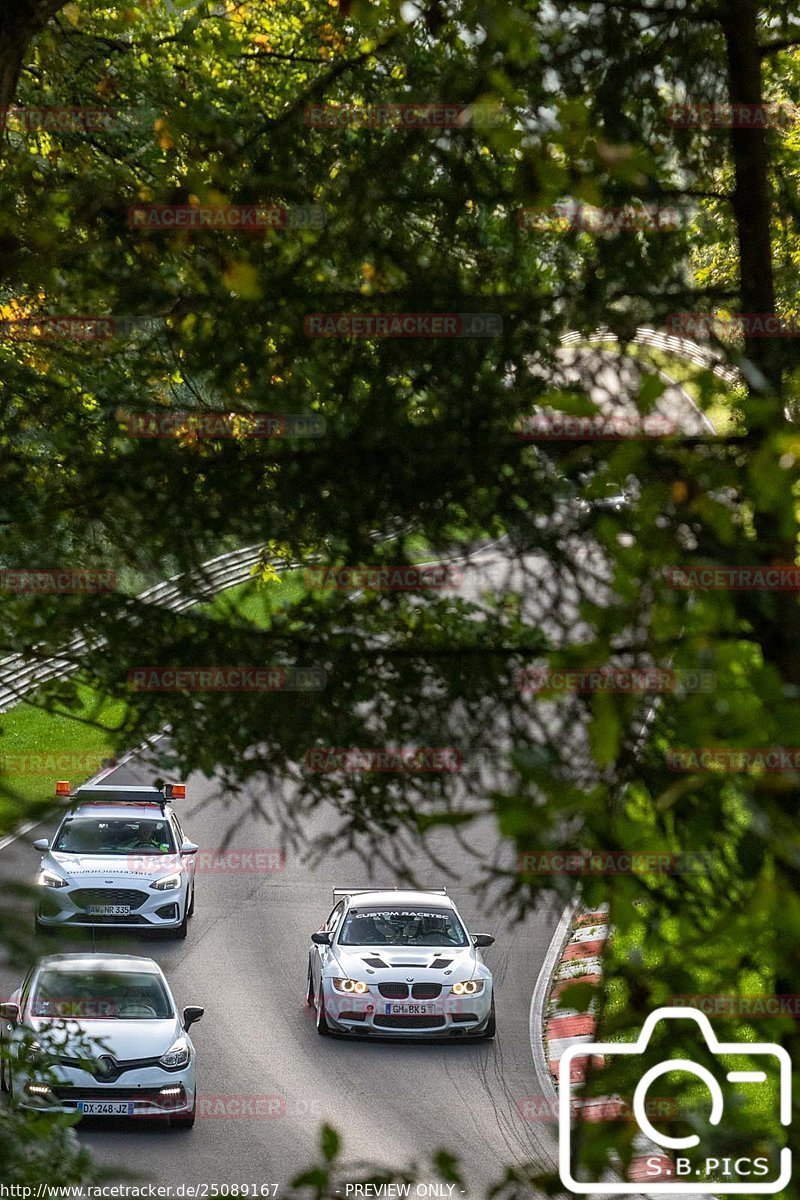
[
  {"left": 338, "top": 906, "right": 469, "bottom": 947},
  {"left": 53, "top": 817, "right": 175, "bottom": 856},
  {"left": 31, "top": 970, "right": 173, "bottom": 1020}
]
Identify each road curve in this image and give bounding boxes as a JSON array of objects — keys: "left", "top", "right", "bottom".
[{"left": 0, "top": 355, "right": 708, "bottom": 1194}]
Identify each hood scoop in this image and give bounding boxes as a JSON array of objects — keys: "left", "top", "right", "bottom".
[
  {"left": 388, "top": 960, "right": 426, "bottom": 967},
  {"left": 430, "top": 958, "right": 453, "bottom": 969},
  {"left": 362, "top": 956, "right": 389, "bottom": 968}
]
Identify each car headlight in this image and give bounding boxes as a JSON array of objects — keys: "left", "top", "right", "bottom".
[
  {"left": 331, "top": 978, "right": 369, "bottom": 995},
  {"left": 151, "top": 873, "right": 182, "bottom": 892},
  {"left": 452, "top": 980, "right": 484, "bottom": 995},
  {"left": 159, "top": 1037, "right": 190, "bottom": 1069},
  {"left": 38, "top": 869, "right": 68, "bottom": 889}
]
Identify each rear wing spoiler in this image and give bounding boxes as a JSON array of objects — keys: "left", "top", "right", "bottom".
[{"left": 333, "top": 887, "right": 447, "bottom": 902}]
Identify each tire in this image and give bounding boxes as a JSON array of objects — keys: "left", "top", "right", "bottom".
[
  {"left": 481, "top": 999, "right": 496, "bottom": 1040},
  {"left": 173, "top": 904, "right": 189, "bottom": 940},
  {"left": 187, "top": 884, "right": 195, "bottom": 918},
  {"left": 34, "top": 914, "right": 47, "bottom": 936},
  {"left": 305, "top": 964, "right": 315, "bottom": 1007},
  {"left": 316, "top": 985, "right": 330, "bottom": 1036},
  {"left": 0, "top": 1046, "right": 8, "bottom": 1094},
  {"left": 170, "top": 1099, "right": 196, "bottom": 1129}
]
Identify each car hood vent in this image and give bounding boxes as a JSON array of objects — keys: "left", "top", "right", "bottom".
[
  {"left": 429, "top": 958, "right": 453, "bottom": 969},
  {"left": 362, "top": 956, "right": 389, "bottom": 968}
]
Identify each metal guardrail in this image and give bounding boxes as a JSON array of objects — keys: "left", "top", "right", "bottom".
[
  {"left": 0, "top": 543, "right": 267, "bottom": 712},
  {"left": 560, "top": 326, "right": 742, "bottom": 386},
  {"left": 0, "top": 328, "right": 741, "bottom": 712}
]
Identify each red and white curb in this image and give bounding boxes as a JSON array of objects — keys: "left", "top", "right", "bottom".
[
  {"left": 544, "top": 905, "right": 608, "bottom": 1085},
  {"left": 537, "top": 902, "right": 679, "bottom": 1187}
]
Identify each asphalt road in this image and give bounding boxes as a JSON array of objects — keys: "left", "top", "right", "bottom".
[
  {"left": 0, "top": 353, "right": 707, "bottom": 1194},
  {"left": 0, "top": 758, "right": 564, "bottom": 1196}
]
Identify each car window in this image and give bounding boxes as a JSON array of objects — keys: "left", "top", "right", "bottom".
[
  {"left": 338, "top": 906, "right": 469, "bottom": 947},
  {"left": 31, "top": 970, "right": 173, "bottom": 1020},
  {"left": 325, "top": 901, "right": 345, "bottom": 934},
  {"left": 53, "top": 817, "right": 176, "bottom": 856}
]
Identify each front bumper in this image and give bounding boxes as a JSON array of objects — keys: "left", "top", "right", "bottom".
[
  {"left": 321, "top": 981, "right": 492, "bottom": 1036},
  {"left": 36, "top": 883, "right": 188, "bottom": 930},
  {"left": 15, "top": 1062, "right": 196, "bottom": 1118}
]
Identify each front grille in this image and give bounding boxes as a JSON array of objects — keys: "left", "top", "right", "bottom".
[
  {"left": 52, "top": 1086, "right": 170, "bottom": 1102},
  {"left": 67, "top": 913, "right": 148, "bottom": 924},
  {"left": 338, "top": 1011, "right": 367, "bottom": 1022},
  {"left": 71, "top": 889, "right": 148, "bottom": 911},
  {"left": 373, "top": 1014, "right": 445, "bottom": 1030},
  {"left": 378, "top": 983, "right": 409, "bottom": 999},
  {"left": 50, "top": 1055, "right": 162, "bottom": 1082},
  {"left": 411, "top": 983, "right": 441, "bottom": 1000}
]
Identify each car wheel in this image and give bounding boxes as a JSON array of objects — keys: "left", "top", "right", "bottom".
[
  {"left": 170, "top": 1099, "right": 196, "bottom": 1129},
  {"left": 0, "top": 1048, "right": 8, "bottom": 1094},
  {"left": 316, "top": 985, "right": 330, "bottom": 1036},
  {"left": 174, "top": 905, "right": 189, "bottom": 940},
  {"left": 34, "top": 913, "right": 47, "bottom": 935},
  {"left": 305, "top": 963, "right": 315, "bottom": 1007},
  {"left": 481, "top": 999, "right": 496, "bottom": 1040},
  {"left": 187, "top": 885, "right": 195, "bottom": 918}
]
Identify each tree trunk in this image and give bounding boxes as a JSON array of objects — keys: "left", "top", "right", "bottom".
[
  {"left": 0, "top": 1, "right": 68, "bottom": 109},
  {"left": 721, "top": 0, "right": 781, "bottom": 407}
]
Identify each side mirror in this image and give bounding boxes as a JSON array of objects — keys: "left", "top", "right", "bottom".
[
  {"left": 182, "top": 1006, "right": 204, "bottom": 1030},
  {"left": 0, "top": 1002, "right": 19, "bottom": 1023},
  {"left": 32, "top": 838, "right": 49, "bottom": 852},
  {"left": 311, "top": 931, "right": 331, "bottom": 946},
  {"left": 180, "top": 841, "right": 199, "bottom": 855},
  {"left": 472, "top": 933, "right": 495, "bottom": 948}
]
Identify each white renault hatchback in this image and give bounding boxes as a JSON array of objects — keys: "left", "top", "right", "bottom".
[
  {"left": 0, "top": 954, "right": 203, "bottom": 1127},
  {"left": 33, "top": 783, "right": 198, "bottom": 938}
]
